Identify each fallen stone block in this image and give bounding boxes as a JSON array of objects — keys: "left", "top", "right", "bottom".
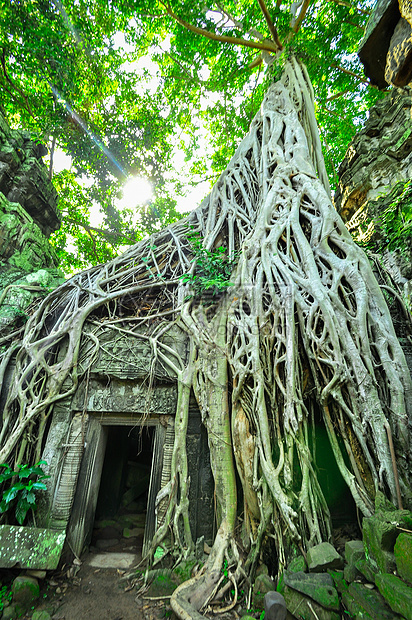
[
  {"left": 264, "top": 590, "right": 287, "bottom": 620},
  {"left": 283, "top": 570, "right": 339, "bottom": 610},
  {"left": 345, "top": 539, "right": 365, "bottom": 565},
  {"left": 0, "top": 526, "right": 65, "bottom": 570},
  {"left": 394, "top": 532, "right": 412, "bottom": 585},
  {"left": 11, "top": 575, "right": 40, "bottom": 613},
  {"left": 363, "top": 509, "right": 412, "bottom": 573},
  {"left": 354, "top": 557, "right": 377, "bottom": 583},
  {"left": 288, "top": 555, "right": 307, "bottom": 573},
  {"left": 346, "top": 581, "right": 401, "bottom": 619},
  {"left": 306, "top": 542, "right": 343, "bottom": 572},
  {"left": 375, "top": 572, "right": 412, "bottom": 620},
  {"left": 252, "top": 573, "right": 276, "bottom": 609},
  {"left": 283, "top": 586, "right": 340, "bottom": 620}
]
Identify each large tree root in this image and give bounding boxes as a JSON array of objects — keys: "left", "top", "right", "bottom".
[{"left": 1, "top": 58, "right": 411, "bottom": 619}]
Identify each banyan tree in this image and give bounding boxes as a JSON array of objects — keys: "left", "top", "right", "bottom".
[{"left": 0, "top": 57, "right": 411, "bottom": 619}]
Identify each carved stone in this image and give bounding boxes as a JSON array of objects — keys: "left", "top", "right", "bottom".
[
  {"left": 335, "top": 88, "right": 412, "bottom": 224},
  {"left": 386, "top": 17, "right": 412, "bottom": 86},
  {"left": 358, "top": 0, "right": 412, "bottom": 88},
  {"left": 0, "top": 113, "right": 60, "bottom": 236}
]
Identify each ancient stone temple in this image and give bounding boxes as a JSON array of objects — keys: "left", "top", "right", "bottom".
[
  {"left": 0, "top": 113, "right": 214, "bottom": 568},
  {"left": 335, "top": 87, "right": 412, "bottom": 226},
  {"left": 0, "top": 112, "right": 63, "bottom": 330},
  {"left": 336, "top": 87, "right": 412, "bottom": 331}
]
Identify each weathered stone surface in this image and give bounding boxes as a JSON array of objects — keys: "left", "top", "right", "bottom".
[
  {"left": 252, "top": 573, "right": 276, "bottom": 610},
  {"left": 336, "top": 89, "right": 412, "bottom": 224},
  {"left": 394, "top": 532, "right": 412, "bottom": 584},
  {"left": 87, "top": 552, "right": 138, "bottom": 569},
  {"left": 306, "top": 543, "right": 343, "bottom": 572},
  {"left": 0, "top": 266, "right": 64, "bottom": 329},
  {"left": 72, "top": 378, "right": 178, "bottom": 415},
  {"left": 1, "top": 604, "right": 18, "bottom": 620},
  {"left": 283, "top": 571, "right": 339, "bottom": 610},
  {"left": 341, "top": 581, "right": 402, "bottom": 620},
  {"left": 0, "top": 526, "right": 65, "bottom": 569},
  {"left": 354, "top": 557, "right": 378, "bottom": 583},
  {"left": 11, "top": 575, "right": 40, "bottom": 612},
  {"left": 375, "top": 573, "right": 412, "bottom": 620},
  {"left": 345, "top": 540, "right": 365, "bottom": 565},
  {"left": 283, "top": 586, "right": 340, "bottom": 620},
  {"left": 0, "top": 112, "right": 60, "bottom": 235},
  {"left": 26, "top": 570, "right": 47, "bottom": 580},
  {"left": 386, "top": 17, "right": 412, "bottom": 86},
  {"left": 264, "top": 590, "right": 287, "bottom": 620},
  {"left": 363, "top": 510, "right": 412, "bottom": 573},
  {"left": 358, "top": 0, "right": 400, "bottom": 88},
  {"left": 343, "top": 563, "right": 359, "bottom": 583},
  {"left": 77, "top": 322, "right": 189, "bottom": 381},
  {"left": 288, "top": 555, "right": 307, "bottom": 573},
  {"left": 32, "top": 611, "right": 52, "bottom": 620}
]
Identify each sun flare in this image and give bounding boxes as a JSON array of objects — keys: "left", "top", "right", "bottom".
[{"left": 119, "top": 176, "right": 153, "bottom": 208}]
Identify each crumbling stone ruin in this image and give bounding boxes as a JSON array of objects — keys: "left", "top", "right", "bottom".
[
  {"left": 335, "top": 88, "right": 412, "bottom": 309},
  {"left": 359, "top": 0, "right": 412, "bottom": 87},
  {"left": 0, "top": 113, "right": 63, "bottom": 329}
]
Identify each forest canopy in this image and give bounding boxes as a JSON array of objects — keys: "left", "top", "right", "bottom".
[{"left": 0, "top": 0, "right": 382, "bottom": 272}]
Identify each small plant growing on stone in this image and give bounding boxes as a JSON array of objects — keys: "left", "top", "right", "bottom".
[
  {"left": 181, "top": 234, "right": 236, "bottom": 299},
  {"left": 0, "top": 461, "right": 50, "bottom": 525}
]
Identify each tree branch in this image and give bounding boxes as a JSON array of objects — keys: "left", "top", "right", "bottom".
[
  {"left": 66, "top": 218, "right": 138, "bottom": 245},
  {"left": 256, "top": 0, "right": 283, "bottom": 49},
  {"left": 161, "top": 1, "right": 278, "bottom": 54},
  {"left": 0, "top": 49, "right": 35, "bottom": 118},
  {"left": 327, "top": 0, "right": 371, "bottom": 15},
  {"left": 291, "top": 0, "right": 311, "bottom": 33},
  {"left": 331, "top": 62, "right": 376, "bottom": 86}
]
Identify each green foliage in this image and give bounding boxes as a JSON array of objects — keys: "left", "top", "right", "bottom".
[
  {"left": 0, "top": 461, "right": 50, "bottom": 525},
  {"left": 181, "top": 234, "right": 236, "bottom": 298},
  {"left": 0, "top": 0, "right": 381, "bottom": 272},
  {"left": 377, "top": 181, "right": 412, "bottom": 254},
  {"left": 360, "top": 181, "right": 412, "bottom": 257}
]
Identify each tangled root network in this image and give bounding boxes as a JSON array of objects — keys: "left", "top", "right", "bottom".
[{"left": 0, "top": 58, "right": 411, "bottom": 618}]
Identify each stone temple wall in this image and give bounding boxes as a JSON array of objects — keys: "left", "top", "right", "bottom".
[
  {"left": 0, "top": 113, "right": 64, "bottom": 332},
  {"left": 336, "top": 88, "right": 412, "bottom": 318},
  {"left": 335, "top": 88, "right": 412, "bottom": 225}
]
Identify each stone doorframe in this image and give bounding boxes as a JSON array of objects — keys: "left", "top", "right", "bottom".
[{"left": 66, "top": 412, "right": 174, "bottom": 558}]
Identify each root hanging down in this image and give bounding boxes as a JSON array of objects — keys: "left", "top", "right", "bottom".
[{"left": 0, "top": 58, "right": 411, "bottom": 618}]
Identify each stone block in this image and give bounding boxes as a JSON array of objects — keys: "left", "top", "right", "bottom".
[
  {"left": 306, "top": 542, "right": 343, "bottom": 572},
  {"left": 394, "top": 532, "right": 412, "bottom": 584},
  {"left": 288, "top": 555, "right": 307, "bottom": 573},
  {"left": 347, "top": 581, "right": 400, "bottom": 619},
  {"left": 11, "top": 575, "right": 40, "bottom": 612},
  {"left": 0, "top": 526, "right": 65, "bottom": 569},
  {"left": 375, "top": 573, "right": 412, "bottom": 620},
  {"left": 1, "top": 604, "right": 18, "bottom": 620},
  {"left": 343, "top": 563, "right": 359, "bottom": 583},
  {"left": 283, "top": 570, "right": 339, "bottom": 610},
  {"left": 264, "top": 590, "right": 287, "bottom": 620},
  {"left": 354, "top": 558, "right": 377, "bottom": 583},
  {"left": 345, "top": 540, "right": 365, "bottom": 565},
  {"left": 385, "top": 17, "right": 412, "bottom": 87},
  {"left": 32, "top": 612, "right": 52, "bottom": 620},
  {"left": 283, "top": 586, "right": 340, "bottom": 620},
  {"left": 252, "top": 573, "right": 276, "bottom": 610},
  {"left": 362, "top": 510, "right": 412, "bottom": 573}
]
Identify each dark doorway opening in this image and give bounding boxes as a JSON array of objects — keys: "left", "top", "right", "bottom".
[
  {"left": 314, "top": 423, "right": 361, "bottom": 548},
  {"left": 92, "top": 425, "right": 155, "bottom": 556}
]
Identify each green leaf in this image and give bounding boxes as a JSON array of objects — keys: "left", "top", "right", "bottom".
[{"left": 15, "top": 498, "right": 31, "bottom": 525}]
